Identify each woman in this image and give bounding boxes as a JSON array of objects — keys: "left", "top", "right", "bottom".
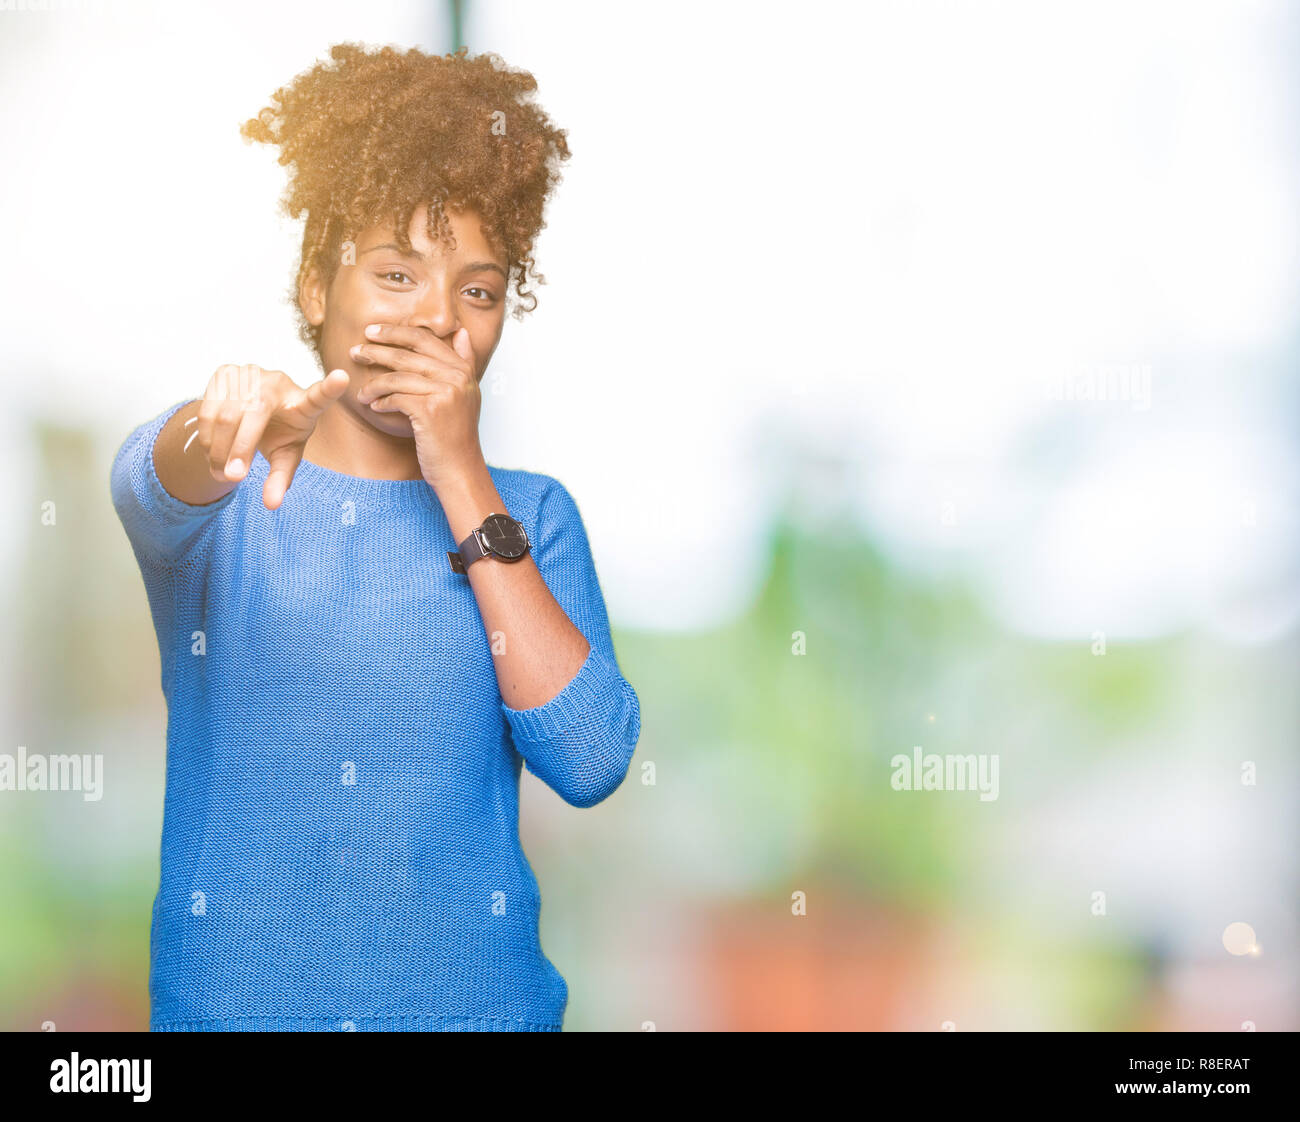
[{"left": 110, "top": 42, "right": 640, "bottom": 1032}]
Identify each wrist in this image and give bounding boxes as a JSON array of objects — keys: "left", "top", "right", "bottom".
[
  {"left": 423, "top": 443, "right": 486, "bottom": 494},
  {"left": 435, "top": 461, "right": 506, "bottom": 547}
]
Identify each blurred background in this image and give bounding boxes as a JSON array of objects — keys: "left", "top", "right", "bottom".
[{"left": 0, "top": 0, "right": 1296, "bottom": 1030}]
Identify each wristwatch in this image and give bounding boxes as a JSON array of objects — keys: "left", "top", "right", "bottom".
[{"left": 447, "top": 511, "right": 531, "bottom": 574}]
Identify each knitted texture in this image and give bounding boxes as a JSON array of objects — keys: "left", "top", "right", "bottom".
[{"left": 110, "top": 400, "right": 641, "bottom": 1032}]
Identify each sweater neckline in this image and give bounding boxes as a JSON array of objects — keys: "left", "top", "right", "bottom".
[{"left": 275, "top": 453, "right": 445, "bottom": 514}]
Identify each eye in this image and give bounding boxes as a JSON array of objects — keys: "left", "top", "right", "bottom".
[
  {"left": 465, "top": 287, "right": 497, "bottom": 302},
  {"left": 377, "top": 271, "right": 412, "bottom": 284}
]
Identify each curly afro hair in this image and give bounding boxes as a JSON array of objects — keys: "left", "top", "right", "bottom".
[{"left": 240, "top": 42, "right": 572, "bottom": 359}]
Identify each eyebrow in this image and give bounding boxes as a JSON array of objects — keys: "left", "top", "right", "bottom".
[{"left": 360, "top": 243, "right": 507, "bottom": 278}]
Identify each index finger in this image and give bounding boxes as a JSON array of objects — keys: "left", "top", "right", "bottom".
[{"left": 363, "top": 322, "right": 473, "bottom": 365}]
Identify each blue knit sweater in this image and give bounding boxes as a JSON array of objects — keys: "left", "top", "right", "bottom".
[{"left": 110, "top": 400, "right": 641, "bottom": 1032}]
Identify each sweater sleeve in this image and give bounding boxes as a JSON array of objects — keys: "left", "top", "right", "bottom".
[
  {"left": 110, "top": 399, "right": 239, "bottom": 569},
  {"left": 501, "top": 478, "right": 641, "bottom": 809}
]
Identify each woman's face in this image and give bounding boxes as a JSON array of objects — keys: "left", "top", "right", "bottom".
[{"left": 300, "top": 203, "right": 509, "bottom": 438}]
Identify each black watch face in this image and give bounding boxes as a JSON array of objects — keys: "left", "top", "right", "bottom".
[{"left": 482, "top": 513, "right": 529, "bottom": 559}]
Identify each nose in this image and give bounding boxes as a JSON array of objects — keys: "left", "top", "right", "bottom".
[{"left": 405, "top": 279, "right": 459, "bottom": 343}]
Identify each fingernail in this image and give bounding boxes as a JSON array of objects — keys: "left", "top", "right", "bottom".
[
  {"left": 365, "top": 323, "right": 381, "bottom": 336},
  {"left": 227, "top": 458, "right": 244, "bottom": 476}
]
